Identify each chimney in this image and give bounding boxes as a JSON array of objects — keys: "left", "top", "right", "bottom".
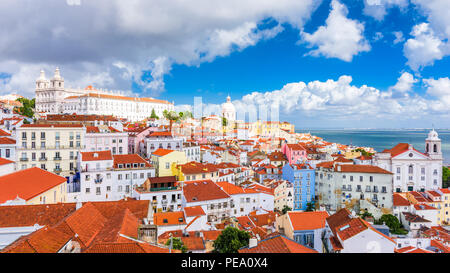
[{"left": 249, "top": 238, "right": 258, "bottom": 248}]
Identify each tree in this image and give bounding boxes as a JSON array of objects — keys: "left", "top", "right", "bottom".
[
  {"left": 222, "top": 116, "right": 228, "bottom": 127},
  {"left": 15, "top": 98, "right": 35, "bottom": 118},
  {"left": 165, "top": 237, "right": 187, "bottom": 253},
  {"left": 150, "top": 108, "right": 159, "bottom": 119},
  {"left": 442, "top": 166, "right": 450, "bottom": 188},
  {"left": 353, "top": 148, "right": 373, "bottom": 157},
  {"left": 213, "top": 226, "right": 250, "bottom": 253},
  {"left": 162, "top": 110, "right": 180, "bottom": 133},
  {"left": 281, "top": 205, "right": 292, "bottom": 215},
  {"left": 360, "top": 211, "right": 373, "bottom": 220},
  {"left": 377, "top": 214, "right": 407, "bottom": 235},
  {"left": 306, "top": 202, "right": 315, "bottom": 212}
]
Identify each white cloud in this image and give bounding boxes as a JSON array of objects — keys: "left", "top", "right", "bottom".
[
  {"left": 404, "top": 23, "right": 445, "bottom": 70},
  {"left": 393, "top": 31, "right": 405, "bottom": 44},
  {"left": 363, "top": 0, "right": 409, "bottom": 21},
  {"left": 0, "top": 0, "right": 321, "bottom": 96},
  {"left": 424, "top": 77, "right": 450, "bottom": 107},
  {"left": 301, "top": 0, "right": 371, "bottom": 62},
  {"left": 390, "top": 72, "right": 418, "bottom": 93}
]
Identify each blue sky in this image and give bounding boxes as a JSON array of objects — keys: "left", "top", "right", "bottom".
[{"left": 0, "top": 0, "right": 449, "bottom": 128}]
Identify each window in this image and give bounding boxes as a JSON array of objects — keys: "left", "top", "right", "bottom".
[
  {"left": 118, "top": 174, "right": 122, "bottom": 180},
  {"left": 165, "top": 162, "right": 170, "bottom": 169},
  {"left": 86, "top": 188, "right": 90, "bottom": 193},
  {"left": 118, "top": 186, "right": 123, "bottom": 192},
  {"left": 126, "top": 185, "right": 130, "bottom": 193},
  {"left": 369, "top": 176, "right": 373, "bottom": 182},
  {"left": 96, "top": 187, "right": 101, "bottom": 195},
  {"left": 41, "top": 132, "right": 45, "bottom": 139},
  {"left": 350, "top": 176, "right": 353, "bottom": 182}
]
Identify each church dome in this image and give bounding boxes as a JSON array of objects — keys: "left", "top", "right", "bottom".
[
  {"left": 427, "top": 129, "right": 439, "bottom": 140},
  {"left": 222, "top": 95, "right": 236, "bottom": 120}
]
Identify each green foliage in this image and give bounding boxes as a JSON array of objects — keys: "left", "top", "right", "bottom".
[
  {"left": 360, "top": 211, "right": 373, "bottom": 220},
  {"left": 352, "top": 148, "right": 373, "bottom": 157},
  {"left": 222, "top": 116, "right": 228, "bottom": 127},
  {"left": 165, "top": 237, "right": 187, "bottom": 253},
  {"left": 377, "top": 214, "right": 407, "bottom": 235},
  {"left": 23, "top": 119, "right": 31, "bottom": 124},
  {"left": 306, "top": 202, "right": 315, "bottom": 212},
  {"left": 281, "top": 205, "right": 292, "bottom": 215},
  {"left": 150, "top": 108, "right": 159, "bottom": 119},
  {"left": 442, "top": 167, "right": 450, "bottom": 188},
  {"left": 15, "top": 98, "right": 35, "bottom": 118},
  {"left": 213, "top": 226, "right": 250, "bottom": 253}
]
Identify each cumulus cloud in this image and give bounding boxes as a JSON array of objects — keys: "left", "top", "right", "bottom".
[
  {"left": 301, "top": 0, "right": 371, "bottom": 62},
  {"left": 363, "top": 0, "right": 409, "bottom": 21},
  {"left": 0, "top": 0, "right": 320, "bottom": 96},
  {"left": 393, "top": 31, "right": 405, "bottom": 44},
  {"left": 390, "top": 72, "right": 418, "bottom": 93},
  {"left": 424, "top": 77, "right": 450, "bottom": 109},
  {"left": 205, "top": 75, "right": 450, "bottom": 121},
  {"left": 404, "top": 23, "right": 445, "bottom": 70}
]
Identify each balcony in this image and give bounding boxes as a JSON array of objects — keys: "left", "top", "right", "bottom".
[
  {"left": 149, "top": 187, "right": 178, "bottom": 192},
  {"left": 94, "top": 177, "right": 103, "bottom": 184},
  {"left": 161, "top": 199, "right": 168, "bottom": 205},
  {"left": 54, "top": 156, "right": 62, "bottom": 161},
  {"left": 39, "top": 157, "right": 47, "bottom": 161},
  {"left": 53, "top": 167, "right": 62, "bottom": 173},
  {"left": 19, "top": 157, "right": 29, "bottom": 162},
  {"left": 356, "top": 188, "right": 362, "bottom": 192},
  {"left": 365, "top": 189, "right": 371, "bottom": 193},
  {"left": 373, "top": 188, "right": 379, "bottom": 193}
]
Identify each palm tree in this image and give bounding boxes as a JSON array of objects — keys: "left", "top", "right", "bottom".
[{"left": 163, "top": 110, "right": 180, "bottom": 133}]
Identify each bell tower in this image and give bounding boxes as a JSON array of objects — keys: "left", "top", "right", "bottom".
[
  {"left": 425, "top": 129, "right": 442, "bottom": 160},
  {"left": 50, "top": 67, "right": 64, "bottom": 90}
]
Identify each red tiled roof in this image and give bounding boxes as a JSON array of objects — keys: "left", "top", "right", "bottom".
[
  {"left": 113, "top": 154, "right": 151, "bottom": 168},
  {"left": 86, "top": 126, "right": 100, "bottom": 133},
  {"left": 0, "top": 203, "right": 76, "bottom": 228},
  {"left": 239, "top": 234, "right": 317, "bottom": 253},
  {"left": 0, "top": 137, "right": 16, "bottom": 144},
  {"left": 20, "top": 124, "right": 84, "bottom": 128},
  {"left": 181, "top": 237, "right": 205, "bottom": 251},
  {"left": 0, "top": 129, "right": 11, "bottom": 136},
  {"left": 183, "top": 206, "right": 206, "bottom": 217},
  {"left": 383, "top": 143, "right": 427, "bottom": 158},
  {"left": 0, "top": 157, "right": 14, "bottom": 166},
  {"left": 0, "top": 168, "right": 67, "bottom": 204},
  {"left": 65, "top": 93, "right": 172, "bottom": 105},
  {"left": 335, "top": 164, "right": 392, "bottom": 174},
  {"left": 183, "top": 180, "right": 230, "bottom": 202},
  {"left": 153, "top": 211, "right": 186, "bottom": 226},
  {"left": 84, "top": 242, "right": 172, "bottom": 253},
  {"left": 288, "top": 211, "right": 329, "bottom": 231},
  {"left": 393, "top": 194, "right": 411, "bottom": 206},
  {"left": 80, "top": 150, "right": 113, "bottom": 161},
  {"left": 152, "top": 148, "right": 175, "bottom": 157}
]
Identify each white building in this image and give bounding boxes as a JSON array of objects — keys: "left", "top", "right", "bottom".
[
  {"left": 35, "top": 68, "right": 174, "bottom": 121},
  {"left": 182, "top": 180, "right": 231, "bottom": 224},
  {"left": 315, "top": 163, "right": 393, "bottom": 212},
  {"left": 133, "top": 176, "right": 183, "bottom": 213},
  {"left": 144, "top": 131, "right": 183, "bottom": 157},
  {"left": 274, "top": 180, "right": 294, "bottom": 212},
  {"left": 85, "top": 126, "right": 128, "bottom": 154},
  {"left": 375, "top": 129, "right": 443, "bottom": 192},
  {"left": 68, "top": 151, "right": 155, "bottom": 202},
  {"left": 0, "top": 158, "right": 15, "bottom": 176},
  {"left": 221, "top": 95, "right": 236, "bottom": 122},
  {"left": 0, "top": 136, "right": 16, "bottom": 161},
  {"left": 183, "top": 142, "right": 201, "bottom": 162}
]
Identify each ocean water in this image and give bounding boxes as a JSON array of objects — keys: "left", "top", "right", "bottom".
[{"left": 297, "top": 129, "right": 450, "bottom": 164}]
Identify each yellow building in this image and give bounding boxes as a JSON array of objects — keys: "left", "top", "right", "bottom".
[
  {"left": 439, "top": 188, "right": 450, "bottom": 224},
  {"left": 0, "top": 167, "right": 67, "bottom": 205},
  {"left": 172, "top": 161, "right": 220, "bottom": 182},
  {"left": 344, "top": 150, "right": 362, "bottom": 159},
  {"left": 151, "top": 148, "right": 187, "bottom": 177},
  {"left": 16, "top": 124, "right": 86, "bottom": 177}
]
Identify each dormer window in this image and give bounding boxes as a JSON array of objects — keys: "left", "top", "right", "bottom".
[{"left": 118, "top": 164, "right": 123, "bottom": 168}]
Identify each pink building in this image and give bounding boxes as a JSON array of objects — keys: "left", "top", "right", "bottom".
[
  {"left": 127, "top": 126, "right": 158, "bottom": 155},
  {"left": 281, "top": 143, "right": 307, "bottom": 164}
]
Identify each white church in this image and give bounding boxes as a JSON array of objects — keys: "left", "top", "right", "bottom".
[
  {"left": 375, "top": 129, "right": 443, "bottom": 192},
  {"left": 35, "top": 68, "right": 174, "bottom": 121}
]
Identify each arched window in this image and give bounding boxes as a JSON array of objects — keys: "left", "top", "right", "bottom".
[
  {"left": 433, "top": 144, "right": 437, "bottom": 153},
  {"left": 426, "top": 143, "right": 429, "bottom": 153},
  {"left": 408, "top": 165, "right": 413, "bottom": 174}
]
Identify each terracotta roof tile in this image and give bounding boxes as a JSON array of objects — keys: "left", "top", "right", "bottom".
[
  {"left": 0, "top": 167, "right": 67, "bottom": 204},
  {"left": 239, "top": 234, "right": 317, "bottom": 253},
  {"left": 183, "top": 180, "right": 230, "bottom": 202},
  {"left": 287, "top": 211, "right": 329, "bottom": 230},
  {"left": 80, "top": 150, "right": 113, "bottom": 161}
]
